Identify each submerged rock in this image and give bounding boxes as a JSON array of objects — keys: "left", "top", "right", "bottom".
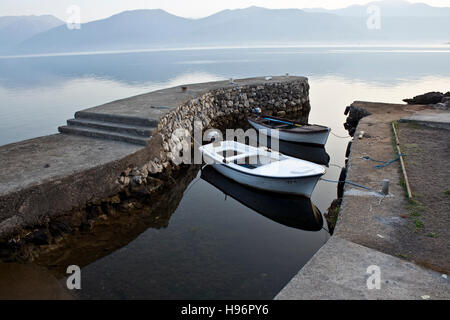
[
  {"left": 324, "top": 198, "right": 342, "bottom": 235},
  {"left": 48, "top": 222, "right": 71, "bottom": 237},
  {"left": 25, "top": 230, "right": 49, "bottom": 246}
]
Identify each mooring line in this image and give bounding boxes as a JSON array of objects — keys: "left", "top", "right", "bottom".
[
  {"left": 321, "top": 225, "right": 330, "bottom": 234},
  {"left": 329, "top": 163, "right": 344, "bottom": 169},
  {"left": 330, "top": 130, "right": 351, "bottom": 139},
  {"left": 184, "top": 175, "right": 201, "bottom": 194},
  {"left": 319, "top": 177, "right": 384, "bottom": 196},
  {"left": 361, "top": 154, "right": 405, "bottom": 169},
  {"left": 183, "top": 165, "right": 209, "bottom": 194}
]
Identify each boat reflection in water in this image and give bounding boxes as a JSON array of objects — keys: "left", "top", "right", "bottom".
[
  {"left": 201, "top": 166, "right": 324, "bottom": 232},
  {"left": 266, "top": 139, "right": 330, "bottom": 166}
]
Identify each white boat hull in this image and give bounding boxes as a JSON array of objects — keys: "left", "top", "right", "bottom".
[
  {"left": 249, "top": 119, "right": 330, "bottom": 146},
  {"left": 199, "top": 140, "right": 325, "bottom": 198},
  {"left": 202, "top": 153, "right": 322, "bottom": 198}
]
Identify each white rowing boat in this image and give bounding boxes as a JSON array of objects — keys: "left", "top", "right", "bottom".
[
  {"left": 199, "top": 140, "right": 325, "bottom": 197},
  {"left": 201, "top": 166, "right": 324, "bottom": 231}
]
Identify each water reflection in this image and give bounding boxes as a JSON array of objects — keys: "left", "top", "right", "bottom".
[
  {"left": 201, "top": 166, "right": 324, "bottom": 232},
  {"left": 33, "top": 165, "right": 200, "bottom": 278},
  {"left": 1, "top": 47, "right": 450, "bottom": 88},
  {"left": 269, "top": 139, "right": 330, "bottom": 166},
  {"left": 0, "top": 262, "right": 73, "bottom": 300},
  {"left": 1, "top": 47, "right": 450, "bottom": 147},
  {"left": 21, "top": 161, "right": 329, "bottom": 299}
]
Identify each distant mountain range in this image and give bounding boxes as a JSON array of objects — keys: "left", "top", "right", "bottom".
[
  {"left": 1, "top": 0, "right": 450, "bottom": 55},
  {"left": 0, "top": 15, "right": 63, "bottom": 52},
  {"left": 304, "top": 0, "right": 450, "bottom": 16}
]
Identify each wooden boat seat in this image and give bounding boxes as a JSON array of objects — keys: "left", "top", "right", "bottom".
[{"left": 224, "top": 151, "right": 259, "bottom": 162}]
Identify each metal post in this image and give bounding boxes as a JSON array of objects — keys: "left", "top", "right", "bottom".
[{"left": 381, "top": 179, "right": 389, "bottom": 195}]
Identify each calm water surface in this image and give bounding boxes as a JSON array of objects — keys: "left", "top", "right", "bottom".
[{"left": 1, "top": 46, "right": 449, "bottom": 299}]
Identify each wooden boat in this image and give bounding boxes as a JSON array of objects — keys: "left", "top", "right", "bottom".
[
  {"left": 199, "top": 140, "right": 325, "bottom": 198},
  {"left": 248, "top": 114, "right": 330, "bottom": 146},
  {"left": 201, "top": 166, "right": 324, "bottom": 231}
]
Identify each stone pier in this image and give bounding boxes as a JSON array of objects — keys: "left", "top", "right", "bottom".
[{"left": 0, "top": 76, "right": 310, "bottom": 250}]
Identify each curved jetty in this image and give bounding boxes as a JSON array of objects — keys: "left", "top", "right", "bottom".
[{"left": 0, "top": 76, "right": 311, "bottom": 245}]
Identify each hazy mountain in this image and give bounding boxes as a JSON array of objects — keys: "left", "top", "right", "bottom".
[
  {"left": 11, "top": 7, "right": 363, "bottom": 54},
  {"left": 304, "top": 0, "right": 450, "bottom": 43},
  {"left": 5, "top": 3, "right": 450, "bottom": 55},
  {"left": 186, "top": 7, "right": 365, "bottom": 45},
  {"left": 304, "top": 0, "right": 450, "bottom": 17},
  {"left": 0, "top": 15, "right": 64, "bottom": 52}
]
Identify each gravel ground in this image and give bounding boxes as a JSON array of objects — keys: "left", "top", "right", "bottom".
[{"left": 398, "top": 123, "right": 450, "bottom": 273}]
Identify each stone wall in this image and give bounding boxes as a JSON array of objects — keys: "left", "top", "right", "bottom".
[{"left": 118, "top": 79, "right": 311, "bottom": 191}]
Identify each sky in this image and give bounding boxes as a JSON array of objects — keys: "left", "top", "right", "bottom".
[{"left": 0, "top": 0, "right": 449, "bottom": 22}]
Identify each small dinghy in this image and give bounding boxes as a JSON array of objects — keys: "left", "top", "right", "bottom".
[
  {"left": 201, "top": 166, "right": 324, "bottom": 231},
  {"left": 199, "top": 140, "right": 325, "bottom": 197},
  {"left": 248, "top": 114, "right": 331, "bottom": 146}
]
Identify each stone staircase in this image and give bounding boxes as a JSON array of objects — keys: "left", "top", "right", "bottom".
[{"left": 58, "top": 111, "right": 157, "bottom": 146}]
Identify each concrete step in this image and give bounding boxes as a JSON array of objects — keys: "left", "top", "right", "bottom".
[
  {"left": 67, "top": 118, "right": 153, "bottom": 137},
  {"left": 74, "top": 111, "right": 158, "bottom": 127},
  {"left": 58, "top": 125, "right": 150, "bottom": 146},
  {"left": 399, "top": 111, "right": 450, "bottom": 130}
]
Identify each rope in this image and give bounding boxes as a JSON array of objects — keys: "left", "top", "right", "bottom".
[
  {"left": 183, "top": 165, "right": 209, "bottom": 194},
  {"left": 330, "top": 130, "right": 351, "bottom": 139},
  {"left": 183, "top": 175, "right": 201, "bottom": 194},
  {"left": 362, "top": 154, "right": 405, "bottom": 169},
  {"left": 320, "top": 177, "right": 384, "bottom": 195}
]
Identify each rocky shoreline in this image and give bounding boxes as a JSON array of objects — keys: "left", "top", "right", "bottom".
[{"left": 403, "top": 91, "right": 450, "bottom": 109}]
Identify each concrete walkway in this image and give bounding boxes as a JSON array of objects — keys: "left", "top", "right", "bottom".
[
  {"left": 276, "top": 101, "right": 450, "bottom": 300},
  {"left": 58, "top": 76, "right": 304, "bottom": 145},
  {"left": 0, "top": 134, "right": 143, "bottom": 238},
  {"left": 276, "top": 236, "right": 449, "bottom": 300},
  {"left": 0, "top": 134, "right": 141, "bottom": 197}
]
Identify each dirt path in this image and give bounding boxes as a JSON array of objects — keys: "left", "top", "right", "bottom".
[{"left": 397, "top": 123, "right": 450, "bottom": 273}]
